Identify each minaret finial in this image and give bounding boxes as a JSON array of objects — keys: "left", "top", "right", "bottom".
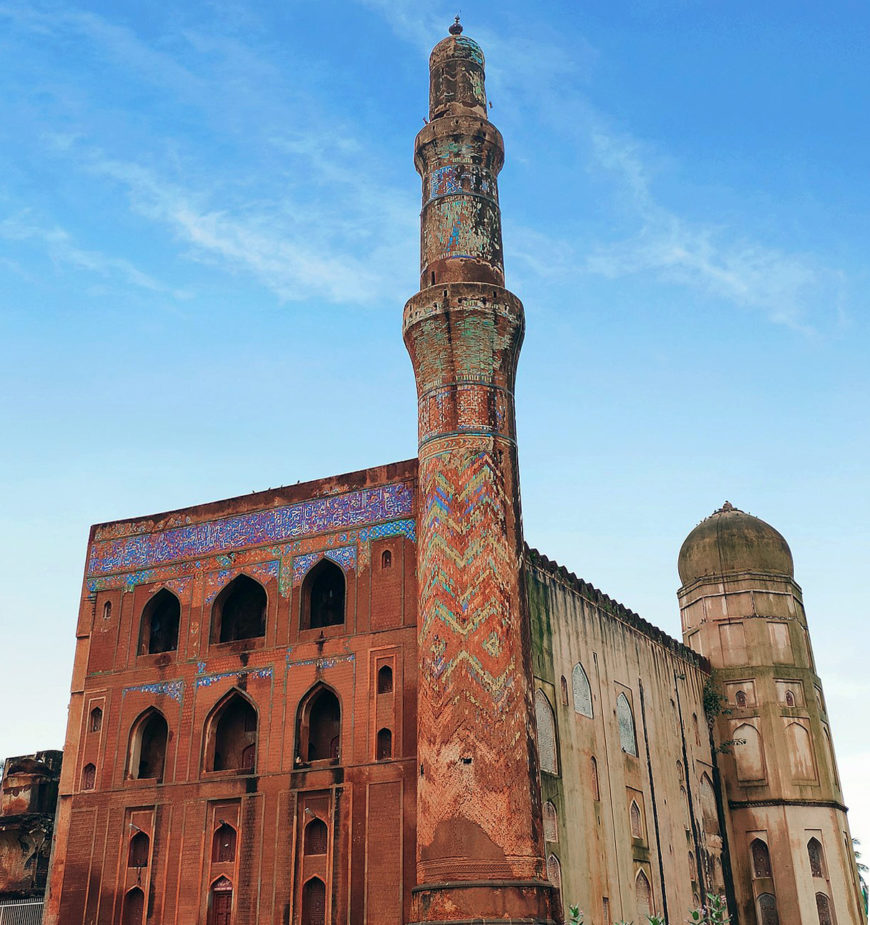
[{"left": 449, "top": 15, "right": 462, "bottom": 35}]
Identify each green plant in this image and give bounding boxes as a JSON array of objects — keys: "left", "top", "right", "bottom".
[
  {"left": 567, "top": 905, "right": 583, "bottom": 925},
  {"left": 689, "top": 893, "right": 731, "bottom": 924}
]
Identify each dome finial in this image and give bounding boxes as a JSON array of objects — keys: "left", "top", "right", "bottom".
[
  {"left": 721, "top": 500, "right": 734, "bottom": 512},
  {"left": 449, "top": 15, "right": 463, "bottom": 35}
]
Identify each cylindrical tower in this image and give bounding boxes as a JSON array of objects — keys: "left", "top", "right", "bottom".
[
  {"left": 678, "top": 503, "right": 865, "bottom": 925},
  {"left": 403, "top": 20, "right": 558, "bottom": 925}
]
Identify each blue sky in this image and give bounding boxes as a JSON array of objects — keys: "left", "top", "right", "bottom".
[{"left": 1, "top": 0, "right": 868, "bottom": 852}]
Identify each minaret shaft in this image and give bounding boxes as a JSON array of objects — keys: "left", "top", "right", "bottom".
[{"left": 403, "top": 26, "right": 557, "bottom": 925}]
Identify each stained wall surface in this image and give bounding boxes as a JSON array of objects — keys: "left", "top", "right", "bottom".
[{"left": 44, "top": 460, "right": 419, "bottom": 925}]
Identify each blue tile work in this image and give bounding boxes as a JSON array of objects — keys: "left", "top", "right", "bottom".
[
  {"left": 204, "top": 561, "right": 280, "bottom": 605},
  {"left": 88, "top": 482, "right": 414, "bottom": 576},
  {"left": 359, "top": 519, "right": 416, "bottom": 543},
  {"left": 195, "top": 666, "right": 273, "bottom": 689},
  {"left": 292, "top": 553, "right": 320, "bottom": 585},
  {"left": 86, "top": 572, "right": 195, "bottom": 597},
  {"left": 123, "top": 681, "right": 184, "bottom": 702},
  {"left": 325, "top": 545, "right": 356, "bottom": 571},
  {"left": 286, "top": 653, "right": 355, "bottom": 670},
  {"left": 291, "top": 545, "right": 356, "bottom": 585}
]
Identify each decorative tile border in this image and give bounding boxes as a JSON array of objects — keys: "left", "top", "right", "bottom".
[
  {"left": 291, "top": 546, "right": 357, "bottom": 585},
  {"left": 203, "top": 561, "right": 280, "bottom": 605},
  {"left": 122, "top": 681, "right": 184, "bottom": 703},
  {"left": 195, "top": 667, "right": 273, "bottom": 689},
  {"left": 286, "top": 653, "right": 356, "bottom": 670}
]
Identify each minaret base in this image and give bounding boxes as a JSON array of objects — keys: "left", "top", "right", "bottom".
[{"left": 409, "top": 878, "right": 559, "bottom": 925}]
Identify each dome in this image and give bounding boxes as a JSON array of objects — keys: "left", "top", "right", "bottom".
[{"left": 678, "top": 502, "right": 793, "bottom": 585}]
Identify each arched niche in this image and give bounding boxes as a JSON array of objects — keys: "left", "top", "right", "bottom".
[
  {"left": 301, "top": 559, "right": 346, "bottom": 630},
  {"left": 127, "top": 709, "right": 168, "bottom": 782},
  {"left": 296, "top": 684, "right": 341, "bottom": 764},
  {"left": 128, "top": 831, "right": 150, "bottom": 868},
  {"left": 138, "top": 588, "right": 180, "bottom": 655},
  {"left": 303, "top": 818, "right": 328, "bottom": 856},
  {"left": 212, "top": 824, "right": 237, "bottom": 863},
  {"left": 534, "top": 689, "right": 558, "bottom": 775},
  {"left": 204, "top": 691, "right": 258, "bottom": 773},
  {"left": 211, "top": 575, "right": 267, "bottom": 644},
  {"left": 302, "top": 876, "right": 326, "bottom": 925},
  {"left": 699, "top": 773, "right": 719, "bottom": 835},
  {"left": 122, "top": 887, "right": 145, "bottom": 925},
  {"left": 208, "top": 876, "right": 233, "bottom": 925},
  {"left": 734, "top": 723, "right": 765, "bottom": 781},
  {"left": 635, "top": 869, "right": 652, "bottom": 921},
  {"left": 572, "top": 662, "right": 593, "bottom": 717},
  {"left": 616, "top": 692, "right": 637, "bottom": 756},
  {"left": 751, "top": 838, "right": 771, "bottom": 878},
  {"left": 787, "top": 722, "right": 816, "bottom": 780}
]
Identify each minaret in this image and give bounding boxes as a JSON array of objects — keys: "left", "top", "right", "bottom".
[
  {"left": 678, "top": 504, "right": 865, "bottom": 925},
  {"left": 403, "top": 20, "right": 558, "bottom": 925}
]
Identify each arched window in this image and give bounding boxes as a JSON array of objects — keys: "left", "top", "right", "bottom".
[
  {"left": 734, "top": 723, "right": 765, "bottom": 781},
  {"left": 128, "top": 710, "right": 168, "bottom": 781},
  {"left": 616, "top": 693, "right": 637, "bottom": 756},
  {"left": 381, "top": 549, "right": 392, "bottom": 569},
  {"left": 751, "top": 838, "right": 772, "bottom": 878},
  {"left": 376, "top": 728, "right": 393, "bottom": 760},
  {"left": 302, "top": 877, "right": 326, "bottom": 925},
  {"left": 212, "top": 575, "right": 266, "bottom": 643},
  {"left": 302, "top": 560, "right": 345, "bottom": 630},
  {"left": 90, "top": 707, "right": 103, "bottom": 733},
  {"left": 546, "top": 853, "right": 562, "bottom": 889},
  {"left": 736, "top": 690, "right": 747, "bottom": 708},
  {"left": 700, "top": 773, "right": 719, "bottom": 835},
  {"left": 212, "top": 824, "right": 236, "bottom": 863},
  {"left": 206, "top": 693, "right": 257, "bottom": 773},
  {"left": 590, "top": 756, "right": 600, "bottom": 801},
  {"left": 208, "top": 877, "right": 233, "bottom": 925},
  {"left": 630, "top": 800, "right": 642, "bottom": 839},
  {"left": 560, "top": 675, "right": 569, "bottom": 706},
  {"left": 543, "top": 801, "right": 558, "bottom": 842},
  {"left": 572, "top": 662, "right": 593, "bottom": 717},
  {"left": 635, "top": 869, "right": 652, "bottom": 921},
  {"left": 122, "top": 887, "right": 144, "bottom": 925},
  {"left": 102, "top": 601, "right": 112, "bottom": 621},
  {"left": 81, "top": 763, "right": 96, "bottom": 790},
  {"left": 758, "top": 892, "right": 780, "bottom": 925},
  {"left": 808, "top": 838, "right": 825, "bottom": 878},
  {"left": 304, "top": 818, "right": 328, "bottom": 855},
  {"left": 377, "top": 665, "right": 393, "bottom": 695},
  {"left": 128, "top": 831, "right": 150, "bottom": 867},
  {"left": 534, "top": 690, "right": 558, "bottom": 775},
  {"left": 787, "top": 723, "right": 816, "bottom": 780},
  {"left": 139, "top": 588, "right": 180, "bottom": 655},
  {"left": 693, "top": 712, "right": 701, "bottom": 746},
  {"left": 297, "top": 686, "right": 341, "bottom": 763},
  {"left": 816, "top": 893, "right": 833, "bottom": 925},
  {"left": 785, "top": 690, "right": 796, "bottom": 707}
]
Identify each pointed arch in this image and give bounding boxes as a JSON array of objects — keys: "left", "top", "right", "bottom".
[
  {"left": 630, "top": 800, "right": 642, "bottom": 839},
  {"left": 304, "top": 818, "right": 328, "bottom": 855},
  {"left": 376, "top": 727, "right": 393, "bottom": 760},
  {"left": 808, "top": 837, "right": 826, "bottom": 878},
  {"left": 757, "top": 892, "right": 780, "bottom": 925},
  {"left": 203, "top": 690, "right": 258, "bottom": 773},
  {"left": 208, "top": 876, "right": 233, "bottom": 925},
  {"left": 543, "top": 801, "right": 558, "bottom": 842},
  {"left": 616, "top": 692, "right": 637, "bottom": 756},
  {"left": 212, "top": 574, "right": 267, "bottom": 643},
  {"left": 377, "top": 665, "right": 393, "bottom": 695},
  {"left": 89, "top": 707, "right": 102, "bottom": 733},
  {"left": 699, "top": 773, "right": 719, "bottom": 835},
  {"left": 572, "top": 662, "right": 593, "bottom": 717},
  {"left": 736, "top": 690, "right": 747, "bottom": 708},
  {"left": 122, "top": 887, "right": 144, "bottom": 925},
  {"left": 734, "top": 723, "right": 765, "bottom": 781},
  {"left": 815, "top": 893, "right": 833, "bottom": 925},
  {"left": 138, "top": 587, "right": 180, "bottom": 655},
  {"left": 296, "top": 683, "right": 341, "bottom": 764},
  {"left": 81, "top": 762, "right": 96, "bottom": 791},
  {"left": 301, "top": 559, "right": 345, "bottom": 630},
  {"left": 212, "top": 823, "right": 237, "bottom": 863},
  {"left": 546, "top": 853, "right": 562, "bottom": 889},
  {"left": 751, "top": 838, "right": 772, "bottom": 878},
  {"left": 635, "top": 869, "right": 652, "bottom": 920},
  {"left": 534, "top": 689, "right": 558, "bottom": 775},
  {"left": 127, "top": 708, "right": 168, "bottom": 781},
  {"left": 787, "top": 722, "right": 816, "bottom": 780},
  {"left": 128, "top": 831, "right": 150, "bottom": 868},
  {"left": 302, "top": 876, "right": 327, "bottom": 925}
]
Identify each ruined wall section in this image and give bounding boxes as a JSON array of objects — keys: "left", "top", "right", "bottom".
[
  {"left": 526, "top": 550, "right": 719, "bottom": 925},
  {"left": 45, "top": 460, "right": 420, "bottom": 925}
]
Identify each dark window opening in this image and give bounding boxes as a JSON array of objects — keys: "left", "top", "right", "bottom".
[
  {"left": 297, "top": 686, "right": 341, "bottom": 763},
  {"left": 816, "top": 892, "right": 833, "bottom": 925},
  {"left": 139, "top": 588, "right": 180, "bottom": 655},
  {"left": 208, "top": 877, "right": 233, "bottom": 925},
  {"left": 590, "top": 756, "right": 600, "bottom": 801},
  {"left": 90, "top": 707, "right": 102, "bottom": 733},
  {"left": 122, "top": 888, "right": 144, "bottom": 925},
  {"left": 786, "top": 690, "right": 796, "bottom": 707},
  {"left": 102, "top": 601, "right": 112, "bottom": 620},
  {"left": 758, "top": 893, "right": 780, "bottom": 925},
  {"left": 377, "top": 727, "right": 393, "bottom": 760},
  {"left": 304, "top": 818, "right": 328, "bottom": 855},
  {"left": 214, "top": 575, "right": 267, "bottom": 643},
  {"left": 381, "top": 549, "right": 392, "bottom": 569},
  {"left": 303, "top": 560, "right": 345, "bottom": 630},
  {"left": 209, "top": 695, "right": 257, "bottom": 772},
  {"left": 212, "top": 824, "right": 237, "bottom": 863},
  {"left": 302, "top": 877, "right": 326, "bottom": 925},
  {"left": 128, "top": 831, "right": 150, "bottom": 868},
  {"left": 130, "top": 711, "right": 168, "bottom": 781},
  {"left": 377, "top": 665, "right": 393, "bottom": 695},
  {"left": 630, "top": 801, "right": 642, "bottom": 839},
  {"left": 430, "top": 271, "right": 435, "bottom": 286},
  {"left": 82, "top": 763, "right": 96, "bottom": 790},
  {"left": 752, "top": 838, "right": 772, "bottom": 878},
  {"left": 736, "top": 690, "right": 747, "bottom": 708},
  {"left": 560, "top": 675, "right": 568, "bottom": 706},
  {"left": 808, "top": 838, "right": 825, "bottom": 878}
]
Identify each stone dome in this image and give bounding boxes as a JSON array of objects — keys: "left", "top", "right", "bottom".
[{"left": 678, "top": 502, "right": 794, "bottom": 585}]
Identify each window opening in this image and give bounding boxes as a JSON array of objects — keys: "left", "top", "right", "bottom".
[
  {"left": 102, "top": 601, "right": 112, "bottom": 621},
  {"left": 304, "top": 818, "right": 328, "bottom": 855},
  {"left": 636, "top": 870, "right": 652, "bottom": 920},
  {"left": 546, "top": 853, "right": 562, "bottom": 889},
  {"left": 616, "top": 692, "right": 637, "bottom": 756},
  {"left": 298, "top": 686, "right": 341, "bottom": 763},
  {"left": 81, "top": 763, "right": 96, "bottom": 790},
  {"left": 122, "top": 887, "right": 145, "bottom": 925},
  {"left": 534, "top": 690, "right": 558, "bottom": 775},
  {"left": 758, "top": 893, "right": 780, "bottom": 925},
  {"left": 132, "top": 711, "right": 168, "bottom": 781},
  {"left": 560, "top": 675, "right": 568, "bottom": 706},
  {"left": 214, "top": 575, "right": 266, "bottom": 643},
  {"left": 590, "top": 756, "right": 600, "bottom": 801},
  {"left": 808, "top": 838, "right": 825, "bottom": 878},
  {"left": 210, "top": 695, "right": 257, "bottom": 772},
  {"left": 302, "top": 877, "right": 326, "bottom": 925},
  {"left": 377, "top": 665, "right": 393, "bottom": 695},
  {"left": 630, "top": 801, "right": 642, "bottom": 839},
  {"left": 212, "top": 824, "right": 237, "bottom": 863},
  {"left": 208, "top": 877, "right": 233, "bottom": 925},
  {"left": 303, "top": 560, "right": 345, "bottom": 630},
  {"left": 751, "top": 838, "right": 772, "bottom": 878},
  {"left": 543, "top": 801, "right": 558, "bottom": 842},
  {"left": 786, "top": 690, "right": 796, "bottom": 707},
  {"left": 90, "top": 707, "right": 102, "bottom": 733},
  {"left": 816, "top": 893, "right": 833, "bottom": 925},
  {"left": 376, "top": 727, "right": 393, "bottom": 760},
  {"left": 572, "top": 662, "right": 593, "bottom": 717},
  {"left": 736, "top": 690, "right": 747, "bottom": 708},
  {"left": 139, "top": 588, "right": 180, "bottom": 655},
  {"left": 381, "top": 549, "right": 392, "bottom": 569},
  {"left": 128, "top": 831, "right": 150, "bottom": 868}
]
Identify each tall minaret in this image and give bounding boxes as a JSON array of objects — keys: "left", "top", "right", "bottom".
[
  {"left": 403, "top": 20, "right": 558, "bottom": 925},
  {"left": 678, "top": 504, "right": 865, "bottom": 925}
]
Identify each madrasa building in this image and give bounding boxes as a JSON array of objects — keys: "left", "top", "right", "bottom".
[{"left": 43, "top": 21, "right": 865, "bottom": 925}]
